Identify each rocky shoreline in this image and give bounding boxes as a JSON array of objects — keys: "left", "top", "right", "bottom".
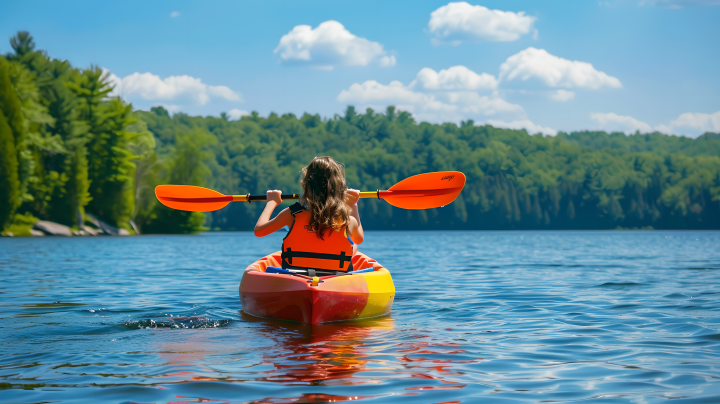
[{"left": 3, "top": 213, "right": 131, "bottom": 237}]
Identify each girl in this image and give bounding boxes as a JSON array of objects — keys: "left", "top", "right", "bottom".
[{"left": 253, "top": 157, "right": 364, "bottom": 276}]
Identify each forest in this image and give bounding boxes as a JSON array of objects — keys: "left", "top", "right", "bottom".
[{"left": 1, "top": 32, "right": 720, "bottom": 235}]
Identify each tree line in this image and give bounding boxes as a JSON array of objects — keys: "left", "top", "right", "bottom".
[
  {"left": 0, "top": 32, "right": 205, "bottom": 235},
  {"left": 137, "top": 107, "right": 720, "bottom": 231},
  {"left": 1, "top": 32, "right": 719, "bottom": 235}
]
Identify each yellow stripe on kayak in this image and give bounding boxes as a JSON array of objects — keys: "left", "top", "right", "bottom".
[{"left": 358, "top": 268, "right": 395, "bottom": 319}]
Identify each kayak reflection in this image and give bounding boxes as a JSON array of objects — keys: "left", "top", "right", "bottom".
[
  {"left": 241, "top": 311, "right": 394, "bottom": 385},
  {"left": 153, "top": 314, "right": 473, "bottom": 403}
]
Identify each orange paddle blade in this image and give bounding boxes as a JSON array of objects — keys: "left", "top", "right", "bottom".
[
  {"left": 380, "top": 171, "right": 465, "bottom": 209},
  {"left": 155, "top": 185, "right": 233, "bottom": 212}
]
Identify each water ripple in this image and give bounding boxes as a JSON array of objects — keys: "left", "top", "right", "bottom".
[{"left": 1, "top": 231, "right": 719, "bottom": 403}]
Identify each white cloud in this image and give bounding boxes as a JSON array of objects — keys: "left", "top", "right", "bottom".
[
  {"left": 103, "top": 69, "right": 242, "bottom": 105},
  {"left": 592, "top": 111, "right": 720, "bottom": 137},
  {"left": 549, "top": 89, "right": 575, "bottom": 101},
  {"left": 337, "top": 80, "right": 447, "bottom": 109},
  {"left": 428, "top": 2, "right": 536, "bottom": 43},
  {"left": 486, "top": 119, "right": 557, "bottom": 136},
  {"left": 170, "top": 11, "right": 180, "bottom": 18},
  {"left": 274, "top": 20, "right": 395, "bottom": 69},
  {"left": 499, "top": 47, "right": 622, "bottom": 89},
  {"left": 415, "top": 66, "right": 497, "bottom": 91},
  {"left": 337, "top": 79, "right": 525, "bottom": 123},
  {"left": 663, "top": 111, "right": 720, "bottom": 134},
  {"left": 445, "top": 91, "right": 525, "bottom": 116},
  {"left": 227, "top": 109, "right": 250, "bottom": 120},
  {"left": 378, "top": 55, "right": 397, "bottom": 68},
  {"left": 591, "top": 112, "right": 653, "bottom": 133}
]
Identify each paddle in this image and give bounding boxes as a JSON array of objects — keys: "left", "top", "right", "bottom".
[{"left": 155, "top": 171, "right": 465, "bottom": 212}]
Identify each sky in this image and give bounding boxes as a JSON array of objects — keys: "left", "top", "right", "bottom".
[{"left": 2, "top": 0, "right": 719, "bottom": 137}]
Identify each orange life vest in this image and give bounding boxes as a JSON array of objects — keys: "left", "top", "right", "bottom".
[{"left": 281, "top": 203, "right": 355, "bottom": 273}]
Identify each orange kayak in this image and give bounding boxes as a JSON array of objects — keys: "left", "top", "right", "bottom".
[{"left": 239, "top": 252, "right": 395, "bottom": 324}]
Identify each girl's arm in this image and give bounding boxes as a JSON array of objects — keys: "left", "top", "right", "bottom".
[
  {"left": 254, "top": 190, "right": 294, "bottom": 237},
  {"left": 345, "top": 189, "right": 364, "bottom": 244}
]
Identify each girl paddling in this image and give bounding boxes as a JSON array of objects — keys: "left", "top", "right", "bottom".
[{"left": 253, "top": 156, "right": 364, "bottom": 276}]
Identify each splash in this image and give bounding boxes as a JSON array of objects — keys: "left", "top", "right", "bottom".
[{"left": 125, "top": 316, "right": 231, "bottom": 330}]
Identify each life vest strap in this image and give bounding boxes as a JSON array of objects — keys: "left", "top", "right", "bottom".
[
  {"left": 281, "top": 264, "right": 342, "bottom": 276},
  {"left": 281, "top": 248, "right": 353, "bottom": 271},
  {"left": 289, "top": 202, "right": 306, "bottom": 215}
]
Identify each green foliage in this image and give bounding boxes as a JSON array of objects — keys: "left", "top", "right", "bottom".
[
  {"left": 139, "top": 128, "right": 213, "bottom": 234},
  {"left": 6, "top": 212, "right": 39, "bottom": 236},
  {"left": 0, "top": 58, "right": 23, "bottom": 229},
  {"left": 0, "top": 32, "right": 186, "bottom": 232},
  {"left": 5, "top": 35, "right": 92, "bottom": 227},
  {"left": 134, "top": 107, "right": 720, "bottom": 231},
  {"left": 0, "top": 108, "right": 20, "bottom": 229}
]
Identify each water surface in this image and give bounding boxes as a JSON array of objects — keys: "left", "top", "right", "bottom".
[{"left": 1, "top": 231, "right": 719, "bottom": 403}]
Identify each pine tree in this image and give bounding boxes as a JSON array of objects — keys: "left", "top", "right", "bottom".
[
  {"left": 0, "top": 57, "right": 25, "bottom": 229},
  {"left": 0, "top": 109, "right": 19, "bottom": 229},
  {"left": 70, "top": 68, "right": 136, "bottom": 228}
]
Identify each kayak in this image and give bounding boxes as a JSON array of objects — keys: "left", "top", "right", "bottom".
[{"left": 239, "top": 252, "right": 395, "bottom": 324}]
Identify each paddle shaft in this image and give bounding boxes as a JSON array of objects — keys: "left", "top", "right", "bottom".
[
  {"left": 155, "top": 171, "right": 466, "bottom": 211},
  {"left": 224, "top": 190, "right": 443, "bottom": 203},
  {"left": 224, "top": 191, "right": 375, "bottom": 203}
]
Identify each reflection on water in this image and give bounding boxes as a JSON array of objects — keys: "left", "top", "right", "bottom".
[
  {"left": 1, "top": 231, "right": 720, "bottom": 402},
  {"left": 156, "top": 314, "right": 475, "bottom": 403},
  {"left": 249, "top": 314, "right": 384, "bottom": 385}
]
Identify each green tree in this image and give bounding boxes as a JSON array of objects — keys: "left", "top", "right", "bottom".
[
  {"left": 70, "top": 68, "right": 136, "bottom": 228},
  {"left": 0, "top": 57, "right": 24, "bottom": 229},
  {"left": 141, "top": 129, "right": 214, "bottom": 234},
  {"left": 0, "top": 109, "right": 19, "bottom": 229}
]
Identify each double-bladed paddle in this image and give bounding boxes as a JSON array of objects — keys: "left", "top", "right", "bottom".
[{"left": 155, "top": 171, "right": 465, "bottom": 212}]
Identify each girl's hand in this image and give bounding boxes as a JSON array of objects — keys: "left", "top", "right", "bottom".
[
  {"left": 345, "top": 189, "right": 360, "bottom": 206},
  {"left": 267, "top": 190, "right": 283, "bottom": 205}
]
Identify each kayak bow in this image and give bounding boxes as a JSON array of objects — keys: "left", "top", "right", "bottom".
[{"left": 240, "top": 252, "right": 395, "bottom": 324}]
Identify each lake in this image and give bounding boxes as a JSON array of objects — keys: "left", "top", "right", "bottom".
[{"left": 1, "top": 231, "right": 719, "bottom": 403}]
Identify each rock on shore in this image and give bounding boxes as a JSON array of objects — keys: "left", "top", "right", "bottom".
[
  {"left": 33, "top": 221, "right": 72, "bottom": 237},
  {"left": 85, "top": 213, "right": 130, "bottom": 236}
]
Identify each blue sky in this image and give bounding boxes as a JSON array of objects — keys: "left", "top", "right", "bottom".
[{"left": 2, "top": 0, "right": 719, "bottom": 136}]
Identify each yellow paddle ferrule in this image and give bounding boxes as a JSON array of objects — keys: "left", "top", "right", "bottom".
[
  {"left": 232, "top": 195, "right": 247, "bottom": 202},
  {"left": 311, "top": 276, "right": 319, "bottom": 286},
  {"left": 360, "top": 191, "right": 380, "bottom": 199}
]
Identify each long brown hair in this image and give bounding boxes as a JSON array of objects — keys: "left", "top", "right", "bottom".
[{"left": 299, "top": 156, "right": 351, "bottom": 239}]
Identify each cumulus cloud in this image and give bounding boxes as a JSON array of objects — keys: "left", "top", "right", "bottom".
[
  {"left": 274, "top": 20, "right": 396, "bottom": 69},
  {"left": 549, "top": 89, "right": 575, "bottom": 101},
  {"left": 591, "top": 110, "right": 720, "bottom": 137},
  {"left": 337, "top": 78, "right": 525, "bottom": 123},
  {"left": 486, "top": 119, "right": 557, "bottom": 136},
  {"left": 103, "top": 69, "right": 242, "bottom": 105},
  {"left": 170, "top": 11, "right": 180, "bottom": 18},
  {"left": 337, "top": 80, "right": 450, "bottom": 111},
  {"left": 428, "top": 2, "right": 536, "bottom": 43},
  {"left": 227, "top": 109, "right": 250, "bottom": 120},
  {"left": 499, "top": 47, "right": 622, "bottom": 89},
  {"left": 415, "top": 66, "right": 497, "bottom": 91},
  {"left": 445, "top": 91, "right": 525, "bottom": 116},
  {"left": 590, "top": 112, "right": 653, "bottom": 134},
  {"left": 660, "top": 111, "right": 720, "bottom": 135}
]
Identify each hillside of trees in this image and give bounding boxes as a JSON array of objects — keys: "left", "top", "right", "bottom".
[{"left": 2, "top": 32, "right": 720, "bottom": 235}]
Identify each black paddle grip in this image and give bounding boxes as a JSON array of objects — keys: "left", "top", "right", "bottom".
[{"left": 246, "top": 194, "right": 300, "bottom": 202}]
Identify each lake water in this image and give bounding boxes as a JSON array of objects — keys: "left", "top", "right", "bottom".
[{"left": 1, "top": 231, "right": 719, "bottom": 403}]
